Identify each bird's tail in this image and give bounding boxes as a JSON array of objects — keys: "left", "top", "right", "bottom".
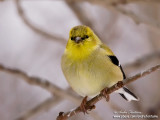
[{"left": 117, "top": 87, "right": 139, "bottom": 101}]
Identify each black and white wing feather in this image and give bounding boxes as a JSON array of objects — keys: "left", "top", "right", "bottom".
[{"left": 108, "top": 55, "right": 138, "bottom": 101}]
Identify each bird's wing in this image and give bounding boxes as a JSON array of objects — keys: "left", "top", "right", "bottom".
[
  {"left": 100, "top": 44, "right": 126, "bottom": 79},
  {"left": 100, "top": 44, "right": 139, "bottom": 101}
]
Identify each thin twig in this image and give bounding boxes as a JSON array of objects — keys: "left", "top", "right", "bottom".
[
  {"left": 15, "top": 0, "right": 66, "bottom": 44},
  {"left": 57, "top": 64, "right": 160, "bottom": 120},
  {"left": 0, "top": 64, "right": 80, "bottom": 104},
  {"left": 67, "top": 0, "right": 160, "bottom": 30},
  {"left": 113, "top": 6, "right": 160, "bottom": 29},
  {"left": 101, "top": 0, "right": 160, "bottom": 6},
  {"left": 66, "top": 0, "right": 160, "bottom": 5}
]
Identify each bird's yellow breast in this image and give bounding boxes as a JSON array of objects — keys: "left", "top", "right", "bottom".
[{"left": 61, "top": 47, "right": 123, "bottom": 97}]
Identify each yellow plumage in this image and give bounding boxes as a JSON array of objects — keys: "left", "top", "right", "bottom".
[{"left": 61, "top": 25, "right": 138, "bottom": 101}]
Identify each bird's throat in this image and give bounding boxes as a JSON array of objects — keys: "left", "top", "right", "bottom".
[{"left": 65, "top": 44, "right": 97, "bottom": 61}]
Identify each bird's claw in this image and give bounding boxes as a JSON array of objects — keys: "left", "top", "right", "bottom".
[
  {"left": 80, "top": 96, "right": 88, "bottom": 114},
  {"left": 80, "top": 96, "right": 96, "bottom": 114},
  {"left": 101, "top": 88, "right": 110, "bottom": 101}
]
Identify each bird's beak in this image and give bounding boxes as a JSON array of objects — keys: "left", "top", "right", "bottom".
[{"left": 75, "top": 37, "right": 82, "bottom": 43}]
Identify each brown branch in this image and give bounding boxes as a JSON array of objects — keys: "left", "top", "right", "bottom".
[
  {"left": 14, "top": 0, "right": 160, "bottom": 43},
  {"left": 66, "top": 0, "right": 160, "bottom": 30},
  {"left": 106, "top": 2, "right": 160, "bottom": 30},
  {"left": 101, "top": 0, "right": 160, "bottom": 6},
  {"left": 113, "top": 6, "right": 160, "bottom": 29},
  {"left": 66, "top": 0, "right": 160, "bottom": 5},
  {"left": 57, "top": 64, "right": 160, "bottom": 120},
  {"left": 0, "top": 64, "right": 80, "bottom": 104},
  {"left": 3, "top": 50, "right": 160, "bottom": 120},
  {"left": 15, "top": 0, "right": 66, "bottom": 44}
]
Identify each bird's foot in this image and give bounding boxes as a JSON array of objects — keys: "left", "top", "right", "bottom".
[
  {"left": 80, "top": 96, "right": 88, "bottom": 114},
  {"left": 101, "top": 88, "right": 110, "bottom": 102},
  {"left": 80, "top": 96, "right": 96, "bottom": 114},
  {"left": 80, "top": 96, "right": 92, "bottom": 114},
  {"left": 116, "top": 81, "right": 123, "bottom": 88}
]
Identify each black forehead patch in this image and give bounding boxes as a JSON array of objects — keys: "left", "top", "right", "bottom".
[
  {"left": 72, "top": 27, "right": 78, "bottom": 31},
  {"left": 71, "top": 26, "right": 88, "bottom": 37},
  {"left": 72, "top": 25, "right": 87, "bottom": 30}
]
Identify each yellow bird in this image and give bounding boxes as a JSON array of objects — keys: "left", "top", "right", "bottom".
[{"left": 61, "top": 25, "right": 138, "bottom": 103}]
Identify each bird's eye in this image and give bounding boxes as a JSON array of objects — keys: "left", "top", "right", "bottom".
[
  {"left": 71, "top": 37, "right": 74, "bottom": 40},
  {"left": 81, "top": 35, "right": 89, "bottom": 40},
  {"left": 85, "top": 35, "right": 89, "bottom": 39}
]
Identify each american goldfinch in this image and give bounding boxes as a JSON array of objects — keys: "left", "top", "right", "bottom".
[{"left": 61, "top": 25, "right": 138, "bottom": 102}]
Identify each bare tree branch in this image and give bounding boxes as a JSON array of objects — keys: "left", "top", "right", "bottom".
[
  {"left": 100, "top": 0, "right": 160, "bottom": 6},
  {"left": 113, "top": 6, "right": 160, "bottom": 29},
  {"left": 0, "top": 64, "right": 80, "bottom": 104},
  {"left": 1, "top": 50, "right": 159, "bottom": 120},
  {"left": 0, "top": 64, "right": 102, "bottom": 120},
  {"left": 57, "top": 64, "right": 160, "bottom": 120},
  {"left": 66, "top": 0, "right": 160, "bottom": 5},
  {"left": 66, "top": 0, "right": 160, "bottom": 30},
  {"left": 14, "top": 0, "right": 160, "bottom": 45},
  {"left": 2, "top": 50, "right": 159, "bottom": 120},
  {"left": 15, "top": 0, "right": 66, "bottom": 44}
]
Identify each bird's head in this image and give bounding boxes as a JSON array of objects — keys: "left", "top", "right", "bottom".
[{"left": 65, "top": 25, "right": 101, "bottom": 60}]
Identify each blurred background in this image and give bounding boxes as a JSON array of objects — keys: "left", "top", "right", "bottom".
[{"left": 0, "top": 0, "right": 160, "bottom": 120}]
